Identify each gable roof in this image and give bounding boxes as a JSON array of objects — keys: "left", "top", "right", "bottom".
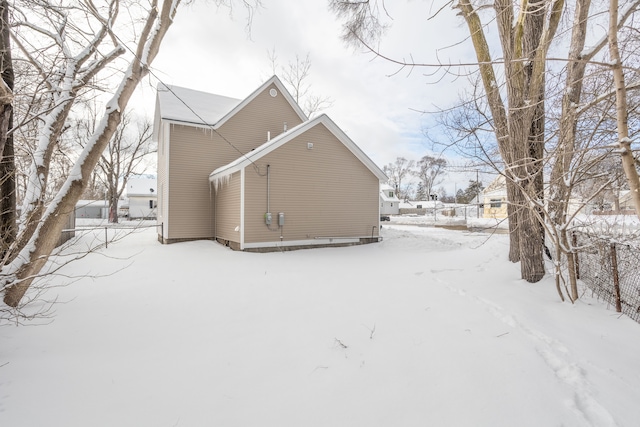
[
  {"left": 156, "top": 84, "right": 241, "bottom": 126},
  {"left": 209, "top": 114, "right": 387, "bottom": 185},
  {"left": 483, "top": 174, "right": 506, "bottom": 197},
  {"left": 380, "top": 183, "right": 400, "bottom": 202},
  {"left": 155, "top": 75, "right": 307, "bottom": 129}
]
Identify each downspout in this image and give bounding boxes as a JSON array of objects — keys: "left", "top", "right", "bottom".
[{"left": 267, "top": 164, "right": 270, "bottom": 213}]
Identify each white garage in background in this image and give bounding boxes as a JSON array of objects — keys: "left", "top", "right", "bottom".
[{"left": 127, "top": 176, "right": 158, "bottom": 219}]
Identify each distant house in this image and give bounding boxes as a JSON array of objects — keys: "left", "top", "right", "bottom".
[
  {"left": 127, "top": 176, "right": 158, "bottom": 219},
  {"left": 399, "top": 200, "right": 443, "bottom": 215},
  {"left": 481, "top": 175, "right": 589, "bottom": 219},
  {"left": 380, "top": 183, "right": 400, "bottom": 216},
  {"left": 75, "top": 200, "right": 108, "bottom": 219},
  {"left": 482, "top": 175, "right": 508, "bottom": 219},
  {"left": 154, "top": 76, "right": 387, "bottom": 250}
]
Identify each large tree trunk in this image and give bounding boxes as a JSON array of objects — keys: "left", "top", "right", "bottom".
[
  {"left": 3, "top": 0, "right": 181, "bottom": 307},
  {"left": 505, "top": 181, "right": 521, "bottom": 262},
  {"left": 0, "top": 0, "right": 15, "bottom": 260},
  {"left": 519, "top": 0, "right": 547, "bottom": 283},
  {"left": 458, "top": 0, "right": 562, "bottom": 282}
]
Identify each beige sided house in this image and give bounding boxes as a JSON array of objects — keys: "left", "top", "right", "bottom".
[
  {"left": 154, "top": 76, "right": 387, "bottom": 250},
  {"left": 482, "top": 175, "right": 508, "bottom": 219}
]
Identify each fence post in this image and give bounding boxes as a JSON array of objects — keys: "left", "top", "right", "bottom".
[
  {"left": 105, "top": 227, "right": 108, "bottom": 249},
  {"left": 610, "top": 243, "right": 622, "bottom": 313}
]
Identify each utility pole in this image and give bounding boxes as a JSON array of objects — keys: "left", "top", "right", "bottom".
[{"left": 454, "top": 182, "right": 457, "bottom": 204}]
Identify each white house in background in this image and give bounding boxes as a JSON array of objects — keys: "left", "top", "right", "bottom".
[
  {"left": 380, "top": 183, "right": 400, "bottom": 216},
  {"left": 127, "top": 176, "right": 158, "bottom": 219}
]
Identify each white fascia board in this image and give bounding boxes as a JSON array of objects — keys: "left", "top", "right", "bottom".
[
  {"left": 152, "top": 96, "right": 162, "bottom": 143},
  {"left": 160, "top": 118, "right": 216, "bottom": 130},
  {"left": 209, "top": 118, "right": 313, "bottom": 181}
]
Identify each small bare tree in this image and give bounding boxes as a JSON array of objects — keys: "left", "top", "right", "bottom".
[
  {"left": 74, "top": 105, "right": 154, "bottom": 223},
  {"left": 266, "top": 49, "right": 332, "bottom": 117},
  {"left": 382, "top": 156, "right": 414, "bottom": 200},
  {"left": 414, "top": 155, "right": 447, "bottom": 201}
]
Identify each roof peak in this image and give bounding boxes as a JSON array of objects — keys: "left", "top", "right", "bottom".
[{"left": 156, "top": 75, "right": 307, "bottom": 128}]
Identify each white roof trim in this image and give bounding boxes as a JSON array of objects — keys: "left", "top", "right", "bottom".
[{"left": 209, "top": 114, "right": 387, "bottom": 183}]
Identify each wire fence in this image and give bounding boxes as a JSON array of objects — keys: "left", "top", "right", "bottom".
[
  {"left": 61, "top": 222, "right": 162, "bottom": 249},
  {"left": 574, "top": 231, "right": 640, "bottom": 322}
]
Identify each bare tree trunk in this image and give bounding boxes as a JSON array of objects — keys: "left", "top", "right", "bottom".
[
  {"left": 0, "top": 0, "right": 15, "bottom": 260},
  {"left": 566, "top": 243, "right": 578, "bottom": 300},
  {"left": 459, "top": 0, "right": 554, "bottom": 281},
  {"left": 109, "top": 192, "right": 119, "bottom": 223},
  {"left": 4, "top": 0, "right": 181, "bottom": 307},
  {"left": 609, "top": 0, "right": 640, "bottom": 218}
]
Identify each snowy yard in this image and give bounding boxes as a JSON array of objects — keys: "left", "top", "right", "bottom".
[{"left": 1, "top": 223, "right": 639, "bottom": 426}]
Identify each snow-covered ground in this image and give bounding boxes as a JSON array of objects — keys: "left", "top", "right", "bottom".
[{"left": 1, "top": 222, "right": 639, "bottom": 426}]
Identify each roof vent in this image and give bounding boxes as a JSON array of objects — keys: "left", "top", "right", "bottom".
[{"left": 269, "top": 88, "right": 277, "bottom": 97}]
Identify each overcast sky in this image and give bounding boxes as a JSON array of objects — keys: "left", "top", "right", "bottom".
[{"left": 135, "top": 0, "right": 490, "bottom": 195}]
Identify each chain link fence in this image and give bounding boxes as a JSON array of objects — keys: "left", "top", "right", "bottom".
[{"left": 574, "top": 231, "right": 640, "bottom": 322}]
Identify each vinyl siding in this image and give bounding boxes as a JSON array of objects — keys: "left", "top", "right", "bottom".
[
  {"left": 166, "top": 125, "right": 216, "bottom": 239},
  {"left": 164, "top": 83, "right": 304, "bottom": 241},
  {"left": 243, "top": 122, "right": 380, "bottom": 244},
  {"left": 214, "top": 171, "right": 241, "bottom": 245}
]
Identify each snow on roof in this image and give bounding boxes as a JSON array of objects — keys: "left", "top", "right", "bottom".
[
  {"left": 157, "top": 83, "right": 241, "bottom": 126},
  {"left": 380, "top": 193, "right": 400, "bottom": 202},
  {"left": 380, "top": 184, "right": 400, "bottom": 202},
  {"left": 76, "top": 199, "right": 108, "bottom": 208},
  {"left": 483, "top": 174, "right": 506, "bottom": 196},
  {"left": 208, "top": 114, "right": 387, "bottom": 187},
  {"left": 127, "top": 176, "right": 157, "bottom": 197}
]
